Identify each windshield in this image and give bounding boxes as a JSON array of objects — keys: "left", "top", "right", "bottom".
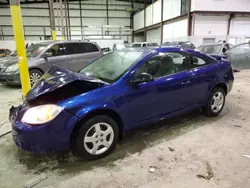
[
  {"left": 80, "top": 51, "right": 143, "bottom": 83},
  {"left": 26, "top": 43, "right": 48, "bottom": 58},
  {"left": 198, "top": 44, "right": 222, "bottom": 55},
  {"left": 0, "top": 50, "right": 4, "bottom": 54}
]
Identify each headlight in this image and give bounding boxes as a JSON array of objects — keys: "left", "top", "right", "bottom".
[
  {"left": 5, "top": 64, "right": 19, "bottom": 73},
  {"left": 21, "top": 104, "right": 63, "bottom": 125}
]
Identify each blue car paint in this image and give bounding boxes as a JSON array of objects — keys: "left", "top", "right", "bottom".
[{"left": 11, "top": 47, "right": 234, "bottom": 152}]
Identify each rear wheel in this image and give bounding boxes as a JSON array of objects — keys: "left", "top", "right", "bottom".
[
  {"left": 72, "top": 115, "right": 119, "bottom": 160},
  {"left": 203, "top": 87, "right": 226, "bottom": 116},
  {"left": 29, "top": 69, "right": 43, "bottom": 87}
]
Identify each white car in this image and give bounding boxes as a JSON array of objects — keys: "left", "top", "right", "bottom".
[{"left": 130, "top": 42, "right": 158, "bottom": 48}]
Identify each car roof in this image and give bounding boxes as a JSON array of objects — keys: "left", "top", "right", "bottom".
[
  {"left": 32, "top": 40, "right": 96, "bottom": 46},
  {"left": 118, "top": 47, "right": 194, "bottom": 54}
]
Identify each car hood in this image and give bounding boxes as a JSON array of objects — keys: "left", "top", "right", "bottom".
[
  {"left": 26, "top": 66, "right": 109, "bottom": 105},
  {"left": 0, "top": 56, "right": 18, "bottom": 67}
]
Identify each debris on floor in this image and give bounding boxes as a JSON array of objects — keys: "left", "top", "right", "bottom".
[
  {"left": 197, "top": 162, "right": 214, "bottom": 180},
  {"left": 233, "top": 125, "right": 242, "bottom": 128},
  {"left": 25, "top": 173, "right": 47, "bottom": 188},
  {"left": 148, "top": 166, "right": 159, "bottom": 173},
  {"left": 242, "top": 155, "right": 250, "bottom": 159},
  {"left": 168, "top": 147, "right": 175, "bottom": 152}
]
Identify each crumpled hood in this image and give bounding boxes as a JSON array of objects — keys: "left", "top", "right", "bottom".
[{"left": 26, "top": 65, "right": 109, "bottom": 105}]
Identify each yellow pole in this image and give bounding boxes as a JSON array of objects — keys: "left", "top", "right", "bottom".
[
  {"left": 49, "top": 0, "right": 57, "bottom": 40},
  {"left": 10, "top": 0, "right": 31, "bottom": 96},
  {"left": 52, "top": 30, "right": 57, "bottom": 40}
]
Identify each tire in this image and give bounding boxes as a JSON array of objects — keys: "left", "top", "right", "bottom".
[
  {"left": 29, "top": 69, "right": 43, "bottom": 87},
  {"left": 72, "top": 115, "right": 119, "bottom": 160},
  {"left": 203, "top": 87, "right": 226, "bottom": 117}
]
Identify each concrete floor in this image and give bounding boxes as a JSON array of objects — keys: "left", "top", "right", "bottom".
[{"left": 0, "top": 71, "right": 250, "bottom": 188}]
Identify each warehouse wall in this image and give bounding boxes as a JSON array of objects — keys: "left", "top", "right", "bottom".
[
  {"left": 163, "top": 0, "right": 181, "bottom": 20},
  {"left": 133, "top": 10, "right": 144, "bottom": 30},
  {"left": 0, "top": 0, "right": 144, "bottom": 42},
  {"left": 146, "top": 0, "right": 161, "bottom": 26},
  {"left": 193, "top": 14, "right": 228, "bottom": 36},
  {"left": 146, "top": 27, "right": 161, "bottom": 44},
  {"left": 163, "top": 18, "right": 188, "bottom": 40},
  {"left": 230, "top": 15, "right": 250, "bottom": 36},
  {"left": 191, "top": 0, "right": 250, "bottom": 12}
]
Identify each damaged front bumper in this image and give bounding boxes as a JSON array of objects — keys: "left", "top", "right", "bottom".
[{"left": 9, "top": 104, "right": 79, "bottom": 152}]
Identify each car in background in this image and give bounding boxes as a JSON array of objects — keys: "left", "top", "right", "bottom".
[
  {"left": 0, "top": 48, "right": 12, "bottom": 57},
  {"left": 10, "top": 47, "right": 234, "bottom": 160},
  {"left": 113, "top": 43, "right": 129, "bottom": 51},
  {"left": 0, "top": 41, "right": 102, "bottom": 86},
  {"left": 130, "top": 42, "right": 158, "bottom": 48},
  {"left": 162, "top": 41, "right": 195, "bottom": 49},
  {"left": 225, "top": 42, "right": 250, "bottom": 70},
  {"left": 197, "top": 42, "right": 233, "bottom": 56},
  {"left": 101, "top": 47, "right": 112, "bottom": 55}
]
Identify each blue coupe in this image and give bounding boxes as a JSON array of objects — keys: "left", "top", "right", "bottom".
[{"left": 10, "top": 47, "right": 234, "bottom": 160}]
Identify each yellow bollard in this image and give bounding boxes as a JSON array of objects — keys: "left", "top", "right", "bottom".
[{"left": 10, "top": 0, "right": 31, "bottom": 97}]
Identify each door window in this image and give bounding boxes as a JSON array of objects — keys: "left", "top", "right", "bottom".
[
  {"left": 45, "top": 44, "right": 65, "bottom": 57},
  {"left": 64, "top": 43, "right": 81, "bottom": 55},
  {"left": 142, "top": 43, "right": 147, "bottom": 47},
  {"left": 137, "top": 52, "right": 189, "bottom": 79},
  {"left": 190, "top": 55, "right": 207, "bottom": 68}
]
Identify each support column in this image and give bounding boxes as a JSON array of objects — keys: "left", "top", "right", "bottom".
[
  {"left": 49, "top": 0, "right": 56, "bottom": 40},
  {"left": 64, "top": 0, "right": 69, "bottom": 39},
  {"left": 144, "top": 0, "right": 146, "bottom": 41},
  {"left": 227, "top": 13, "right": 233, "bottom": 36},
  {"left": 106, "top": 0, "right": 109, "bottom": 25},
  {"left": 106, "top": 0, "right": 109, "bottom": 35},
  {"left": 79, "top": 0, "right": 83, "bottom": 40},
  {"left": 66, "top": 0, "right": 71, "bottom": 39},
  {"left": 131, "top": 0, "right": 134, "bottom": 42},
  {"left": 10, "top": 0, "right": 30, "bottom": 96},
  {"left": 187, "top": 0, "right": 192, "bottom": 36},
  {"left": 59, "top": 0, "right": 65, "bottom": 40},
  {"left": 160, "top": 0, "right": 164, "bottom": 44}
]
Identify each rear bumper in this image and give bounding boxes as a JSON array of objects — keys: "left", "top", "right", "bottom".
[{"left": 0, "top": 72, "right": 21, "bottom": 85}]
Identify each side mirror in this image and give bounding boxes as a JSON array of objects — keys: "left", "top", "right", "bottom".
[
  {"left": 130, "top": 73, "right": 154, "bottom": 85},
  {"left": 43, "top": 51, "right": 52, "bottom": 59}
]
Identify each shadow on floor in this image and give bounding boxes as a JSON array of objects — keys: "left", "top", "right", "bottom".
[{"left": 8, "top": 107, "right": 229, "bottom": 176}]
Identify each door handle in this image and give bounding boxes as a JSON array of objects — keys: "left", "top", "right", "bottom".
[{"left": 182, "top": 80, "right": 190, "bottom": 84}]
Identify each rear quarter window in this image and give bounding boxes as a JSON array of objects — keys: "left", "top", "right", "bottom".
[{"left": 80, "top": 43, "right": 99, "bottom": 53}]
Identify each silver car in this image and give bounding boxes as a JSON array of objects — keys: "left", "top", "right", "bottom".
[
  {"left": 197, "top": 43, "right": 234, "bottom": 56},
  {"left": 226, "top": 42, "right": 250, "bottom": 70},
  {"left": 0, "top": 40, "right": 103, "bottom": 86}
]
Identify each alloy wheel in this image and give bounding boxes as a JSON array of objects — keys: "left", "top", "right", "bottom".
[
  {"left": 211, "top": 91, "right": 224, "bottom": 113},
  {"left": 83, "top": 122, "right": 114, "bottom": 155},
  {"left": 30, "top": 72, "right": 42, "bottom": 87}
]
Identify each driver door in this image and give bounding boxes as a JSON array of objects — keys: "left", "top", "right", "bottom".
[{"left": 124, "top": 52, "right": 192, "bottom": 127}]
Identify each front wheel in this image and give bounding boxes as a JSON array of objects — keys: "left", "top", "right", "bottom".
[
  {"left": 203, "top": 87, "right": 226, "bottom": 117},
  {"left": 29, "top": 69, "right": 43, "bottom": 87},
  {"left": 72, "top": 115, "right": 119, "bottom": 160}
]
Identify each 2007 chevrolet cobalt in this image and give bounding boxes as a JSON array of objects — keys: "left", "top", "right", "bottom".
[{"left": 10, "top": 47, "right": 234, "bottom": 160}]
